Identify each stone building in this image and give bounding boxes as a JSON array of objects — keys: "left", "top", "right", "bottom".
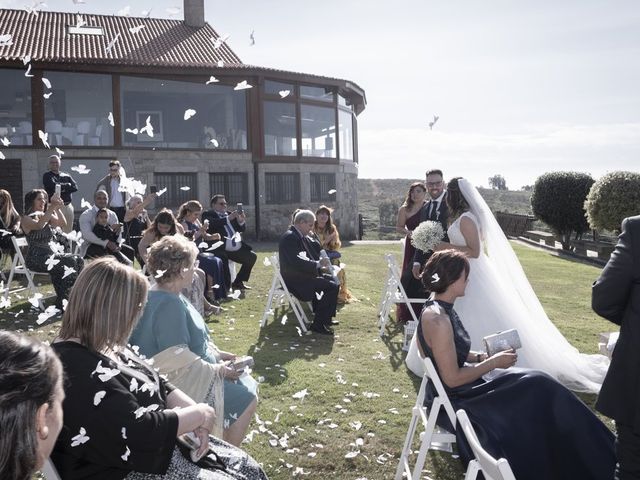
[{"left": 0, "top": 0, "right": 366, "bottom": 238}]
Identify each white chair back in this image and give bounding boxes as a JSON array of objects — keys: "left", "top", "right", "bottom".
[
  {"left": 1, "top": 236, "right": 48, "bottom": 310},
  {"left": 395, "top": 356, "right": 457, "bottom": 480},
  {"left": 456, "top": 409, "right": 517, "bottom": 480},
  {"left": 377, "top": 253, "right": 427, "bottom": 349},
  {"left": 260, "top": 253, "right": 309, "bottom": 333}
]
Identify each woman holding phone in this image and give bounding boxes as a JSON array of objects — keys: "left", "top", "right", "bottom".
[{"left": 21, "top": 189, "right": 83, "bottom": 309}]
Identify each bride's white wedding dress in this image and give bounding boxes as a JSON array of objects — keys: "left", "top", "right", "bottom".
[{"left": 444, "top": 180, "right": 609, "bottom": 393}]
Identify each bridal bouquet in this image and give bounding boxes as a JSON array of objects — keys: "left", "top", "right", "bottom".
[{"left": 411, "top": 220, "right": 445, "bottom": 252}]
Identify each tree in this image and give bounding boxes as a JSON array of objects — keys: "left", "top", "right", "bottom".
[
  {"left": 585, "top": 171, "right": 640, "bottom": 232},
  {"left": 488, "top": 174, "right": 507, "bottom": 190},
  {"left": 530, "top": 171, "right": 594, "bottom": 250},
  {"left": 520, "top": 185, "right": 533, "bottom": 192}
]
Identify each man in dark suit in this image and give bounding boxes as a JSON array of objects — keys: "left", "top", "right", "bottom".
[
  {"left": 592, "top": 215, "right": 640, "bottom": 479},
  {"left": 202, "top": 194, "right": 257, "bottom": 291},
  {"left": 400, "top": 169, "right": 449, "bottom": 307},
  {"left": 279, "top": 209, "right": 339, "bottom": 335}
]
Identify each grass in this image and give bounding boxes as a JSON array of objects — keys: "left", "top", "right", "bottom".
[{"left": 1, "top": 241, "right": 615, "bottom": 480}]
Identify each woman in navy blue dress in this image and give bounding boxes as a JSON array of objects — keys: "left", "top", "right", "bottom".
[{"left": 411, "top": 249, "right": 616, "bottom": 480}]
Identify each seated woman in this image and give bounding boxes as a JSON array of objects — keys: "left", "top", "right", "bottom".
[
  {"left": 21, "top": 189, "right": 84, "bottom": 309},
  {"left": 138, "top": 209, "right": 222, "bottom": 314},
  {"left": 129, "top": 235, "right": 258, "bottom": 447},
  {"left": 86, "top": 208, "right": 132, "bottom": 265},
  {"left": 0, "top": 331, "right": 64, "bottom": 480},
  {"left": 123, "top": 194, "right": 153, "bottom": 267},
  {"left": 406, "top": 249, "right": 616, "bottom": 480},
  {"left": 313, "top": 205, "right": 354, "bottom": 304},
  {"left": 51, "top": 257, "right": 267, "bottom": 480},
  {"left": 177, "top": 200, "right": 227, "bottom": 302},
  {"left": 0, "top": 188, "right": 21, "bottom": 256}
]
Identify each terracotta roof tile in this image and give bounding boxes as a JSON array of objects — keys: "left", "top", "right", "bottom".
[{"left": 0, "top": 8, "right": 242, "bottom": 67}]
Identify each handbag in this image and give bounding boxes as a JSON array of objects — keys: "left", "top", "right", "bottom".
[{"left": 176, "top": 434, "right": 227, "bottom": 472}]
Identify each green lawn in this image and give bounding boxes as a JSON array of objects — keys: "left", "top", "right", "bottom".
[{"left": 0, "top": 241, "right": 615, "bottom": 480}]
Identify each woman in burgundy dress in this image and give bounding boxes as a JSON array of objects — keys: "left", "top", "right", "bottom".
[{"left": 395, "top": 182, "right": 427, "bottom": 322}]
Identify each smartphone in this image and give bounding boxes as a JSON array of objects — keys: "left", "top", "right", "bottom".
[
  {"left": 231, "top": 356, "right": 254, "bottom": 371},
  {"left": 54, "top": 184, "right": 61, "bottom": 197},
  {"left": 150, "top": 185, "right": 158, "bottom": 194},
  {"left": 236, "top": 203, "right": 243, "bottom": 214}
]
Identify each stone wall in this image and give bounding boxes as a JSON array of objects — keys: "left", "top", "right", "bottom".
[{"left": 5, "top": 147, "right": 358, "bottom": 240}]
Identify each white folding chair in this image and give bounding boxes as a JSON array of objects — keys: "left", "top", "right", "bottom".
[
  {"left": 395, "top": 356, "right": 457, "bottom": 480},
  {"left": 41, "top": 458, "right": 62, "bottom": 480},
  {"left": 456, "top": 409, "right": 516, "bottom": 480},
  {"left": 378, "top": 253, "right": 427, "bottom": 345},
  {"left": 1, "top": 236, "right": 48, "bottom": 310},
  {"left": 260, "top": 253, "right": 309, "bottom": 333}
]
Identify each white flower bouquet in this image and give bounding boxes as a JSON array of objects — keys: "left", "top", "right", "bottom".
[{"left": 411, "top": 220, "right": 445, "bottom": 252}]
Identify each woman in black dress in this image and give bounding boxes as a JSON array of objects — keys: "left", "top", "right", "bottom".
[{"left": 412, "top": 249, "right": 616, "bottom": 480}]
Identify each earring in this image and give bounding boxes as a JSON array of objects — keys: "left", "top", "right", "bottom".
[{"left": 39, "top": 426, "right": 49, "bottom": 440}]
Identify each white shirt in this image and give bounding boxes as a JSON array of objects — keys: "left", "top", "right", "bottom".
[
  {"left": 78, "top": 205, "right": 120, "bottom": 257},
  {"left": 109, "top": 178, "right": 124, "bottom": 207}
]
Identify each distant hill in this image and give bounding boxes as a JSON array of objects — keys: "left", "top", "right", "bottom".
[{"left": 357, "top": 178, "right": 532, "bottom": 239}]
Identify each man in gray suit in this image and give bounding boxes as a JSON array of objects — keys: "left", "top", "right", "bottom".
[{"left": 592, "top": 215, "right": 640, "bottom": 479}]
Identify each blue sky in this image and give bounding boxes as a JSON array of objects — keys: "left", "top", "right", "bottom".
[{"left": 3, "top": 0, "right": 639, "bottom": 188}]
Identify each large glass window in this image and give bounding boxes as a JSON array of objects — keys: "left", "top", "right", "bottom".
[
  {"left": 301, "top": 104, "right": 336, "bottom": 158},
  {"left": 263, "top": 101, "right": 297, "bottom": 156},
  {"left": 121, "top": 76, "right": 247, "bottom": 149},
  {"left": 209, "top": 173, "right": 249, "bottom": 204},
  {"left": 265, "top": 80, "right": 294, "bottom": 97},
  {"left": 338, "top": 109, "right": 354, "bottom": 160},
  {"left": 43, "top": 71, "right": 113, "bottom": 147},
  {"left": 300, "top": 85, "right": 334, "bottom": 103},
  {"left": 154, "top": 172, "right": 198, "bottom": 209},
  {"left": 0, "top": 68, "right": 32, "bottom": 146},
  {"left": 310, "top": 173, "right": 336, "bottom": 202},
  {"left": 265, "top": 173, "right": 300, "bottom": 204}
]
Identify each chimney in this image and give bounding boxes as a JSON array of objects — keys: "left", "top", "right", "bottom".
[{"left": 184, "top": 0, "right": 205, "bottom": 28}]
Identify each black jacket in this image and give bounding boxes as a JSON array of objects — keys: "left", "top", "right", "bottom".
[
  {"left": 592, "top": 215, "right": 640, "bottom": 431},
  {"left": 412, "top": 193, "right": 449, "bottom": 266}
]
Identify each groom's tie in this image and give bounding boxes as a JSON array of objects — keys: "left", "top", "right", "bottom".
[{"left": 429, "top": 200, "right": 439, "bottom": 220}]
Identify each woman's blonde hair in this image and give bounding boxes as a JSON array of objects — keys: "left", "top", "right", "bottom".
[
  {"left": 146, "top": 234, "right": 198, "bottom": 285},
  {"left": 176, "top": 200, "right": 203, "bottom": 223},
  {"left": 58, "top": 257, "right": 148, "bottom": 352}
]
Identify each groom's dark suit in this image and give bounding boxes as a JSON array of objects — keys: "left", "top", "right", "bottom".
[
  {"left": 279, "top": 226, "right": 339, "bottom": 330},
  {"left": 411, "top": 193, "right": 449, "bottom": 267},
  {"left": 592, "top": 215, "right": 640, "bottom": 478}
]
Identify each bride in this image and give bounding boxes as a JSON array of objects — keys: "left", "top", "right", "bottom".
[{"left": 415, "top": 177, "right": 609, "bottom": 393}]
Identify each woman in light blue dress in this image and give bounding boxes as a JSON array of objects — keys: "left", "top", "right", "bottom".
[{"left": 130, "top": 234, "right": 257, "bottom": 447}]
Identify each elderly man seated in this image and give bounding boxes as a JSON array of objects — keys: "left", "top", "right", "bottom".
[
  {"left": 79, "top": 189, "right": 135, "bottom": 263},
  {"left": 278, "top": 209, "right": 339, "bottom": 335}
]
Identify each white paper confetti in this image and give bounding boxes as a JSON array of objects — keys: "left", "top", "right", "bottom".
[
  {"left": 234, "top": 80, "right": 253, "bottom": 91},
  {"left": 93, "top": 390, "right": 106, "bottom": 406},
  {"left": 183, "top": 109, "right": 196, "bottom": 120},
  {"left": 71, "top": 427, "right": 90, "bottom": 447}
]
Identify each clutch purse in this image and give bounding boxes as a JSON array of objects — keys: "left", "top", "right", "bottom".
[{"left": 482, "top": 329, "right": 521, "bottom": 356}]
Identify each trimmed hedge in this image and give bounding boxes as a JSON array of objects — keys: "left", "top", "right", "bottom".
[
  {"left": 531, "top": 171, "right": 594, "bottom": 249},
  {"left": 585, "top": 171, "right": 640, "bottom": 232}
]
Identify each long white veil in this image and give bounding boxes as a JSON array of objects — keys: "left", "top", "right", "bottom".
[{"left": 458, "top": 178, "right": 609, "bottom": 393}]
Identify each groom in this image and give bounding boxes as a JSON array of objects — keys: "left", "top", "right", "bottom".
[
  {"left": 592, "top": 215, "right": 640, "bottom": 479},
  {"left": 410, "top": 168, "right": 449, "bottom": 280}
]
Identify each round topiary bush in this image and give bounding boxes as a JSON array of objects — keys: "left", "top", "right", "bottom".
[
  {"left": 531, "top": 171, "right": 594, "bottom": 249},
  {"left": 585, "top": 171, "right": 640, "bottom": 232}
]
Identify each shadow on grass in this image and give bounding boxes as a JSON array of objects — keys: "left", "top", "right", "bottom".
[{"left": 248, "top": 303, "right": 334, "bottom": 387}]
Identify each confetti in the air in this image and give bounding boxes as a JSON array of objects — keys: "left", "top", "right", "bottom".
[
  {"left": 93, "top": 391, "right": 106, "bottom": 406},
  {"left": 184, "top": 109, "right": 196, "bottom": 120},
  {"left": 279, "top": 90, "right": 290, "bottom": 98},
  {"left": 70, "top": 427, "right": 90, "bottom": 447},
  {"left": 234, "top": 80, "right": 252, "bottom": 91}
]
